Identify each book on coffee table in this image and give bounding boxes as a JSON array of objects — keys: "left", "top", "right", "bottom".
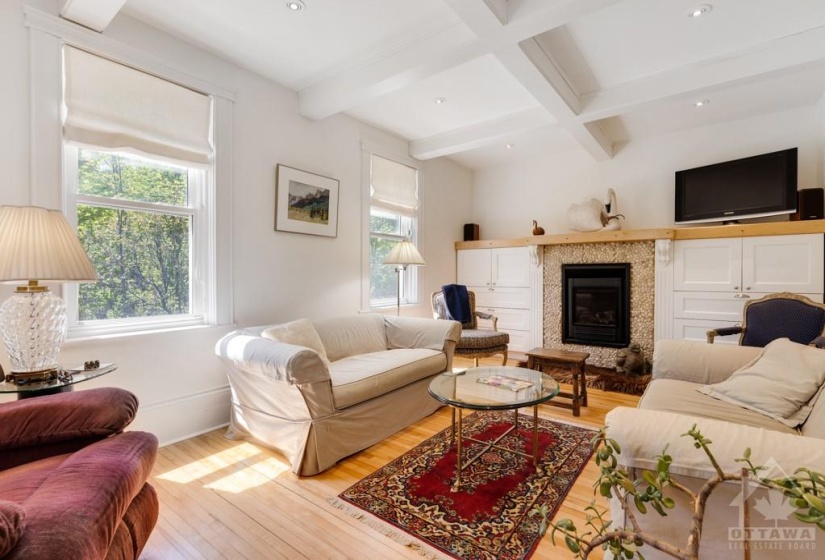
[{"left": 476, "top": 375, "right": 533, "bottom": 392}]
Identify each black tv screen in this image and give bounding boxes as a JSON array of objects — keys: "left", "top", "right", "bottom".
[{"left": 675, "top": 148, "right": 797, "bottom": 224}]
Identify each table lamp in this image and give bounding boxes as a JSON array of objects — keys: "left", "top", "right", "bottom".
[
  {"left": 0, "top": 206, "right": 98, "bottom": 375},
  {"left": 382, "top": 239, "right": 425, "bottom": 316}
]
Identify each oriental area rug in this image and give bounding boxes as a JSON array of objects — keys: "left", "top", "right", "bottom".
[{"left": 334, "top": 412, "right": 596, "bottom": 560}]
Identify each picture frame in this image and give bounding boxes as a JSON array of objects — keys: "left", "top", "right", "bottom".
[{"left": 274, "top": 164, "right": 339, "bottom": 237}]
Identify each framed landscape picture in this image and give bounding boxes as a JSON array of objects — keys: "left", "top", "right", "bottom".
[{"left": 274, "top": 164, "right": 339, "bottom": 237}]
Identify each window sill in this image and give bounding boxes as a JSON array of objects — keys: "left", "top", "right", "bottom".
[{"left": 64, "top": 322, "right": 236, "bottom": 345}]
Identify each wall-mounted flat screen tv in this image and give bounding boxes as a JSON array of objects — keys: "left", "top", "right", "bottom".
[{"left": 674, "top": 148, "right": 797, "bottom": 224}]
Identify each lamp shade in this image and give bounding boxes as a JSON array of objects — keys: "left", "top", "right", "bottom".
[
  {"left": 0, "top": 206, "right": 98, "bottom": 283},
  {"left": 382, "top": 240, "right": 426, "bottom": 267}
]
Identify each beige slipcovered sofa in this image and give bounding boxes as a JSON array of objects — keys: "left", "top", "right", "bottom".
[
  {"left": 215, "top": 314, "right": 460, "bottom": 476},
  {"left": 606, "top": 339, "right": 825, "bottom": 559}
]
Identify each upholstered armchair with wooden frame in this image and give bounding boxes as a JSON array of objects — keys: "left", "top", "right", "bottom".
[
  {"left": 706, "top": 291, "right": 825, "bottom": 347},
  {"left": 431, "top": 289, "right": 509, "bottom": 366}
]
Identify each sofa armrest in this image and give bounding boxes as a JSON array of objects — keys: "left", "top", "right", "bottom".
[
  {"left": 652, "top": 339, "right": 761, "bottom": 384},
  {"left": 0, "top": 388, "right": 138, "bottom": 470},
  {"left": 215, "top": 331, "right": 329, "bottom": 385},
  {"left": 605, "top": 407, "right": 825, "bottom": 480}
]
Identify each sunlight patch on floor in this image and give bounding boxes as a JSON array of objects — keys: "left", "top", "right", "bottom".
[
  {"left": 205, "top": 457, "right": 291, "bottom": 493},
  {"left": 158, "top": 442, "right": 262, "bottom": 484}
]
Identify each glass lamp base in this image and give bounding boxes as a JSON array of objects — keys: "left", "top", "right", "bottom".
[{"left": 0, "top": 291, "right": 66, "bottom": 373}]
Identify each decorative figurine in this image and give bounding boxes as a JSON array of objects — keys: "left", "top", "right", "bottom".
[
  {"left": 615, "top": 343, "right": 647, "bottom": 375},
  {"left": 532, "top": 220, "right": 545, "bottom": 235}
]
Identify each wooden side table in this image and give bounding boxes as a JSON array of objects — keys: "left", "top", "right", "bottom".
[{"left": 525, "top": 348, "right": 589, "bottom": 416}]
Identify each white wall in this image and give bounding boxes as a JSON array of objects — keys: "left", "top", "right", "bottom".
[
  {"left": 472, "top": 107, "right": 825, "bottom": 239},
  {"left": 0, "top": 0, "right": 472, "bottom": 443}
]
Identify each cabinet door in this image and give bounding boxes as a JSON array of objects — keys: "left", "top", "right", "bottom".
[
  {"left": 673, "top": 238, "right": 743, "bottom": 292},
  {"left": 457, "top": 250, "right": 491, "bottom": 286},
  {"left": 474, "top": 287, "right": 531, "bottom": 309},
  {"left": 742, "top": 234, "right": 824, "bottom": 294},
  {"left": 491, "top": 248, "right": 531, "bottom": 287},
  {"left": 673, "top": 292, "right": 747, "bottom": 322},
  {"left": 673, "top": 319, "right": 741, "bottom": 345}
]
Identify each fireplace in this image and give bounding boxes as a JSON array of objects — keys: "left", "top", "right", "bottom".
[{"left": 562, "top": 264, "right": 630, "bottom": 348}]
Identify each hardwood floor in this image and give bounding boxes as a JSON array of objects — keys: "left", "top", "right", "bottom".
[{"left": 142, "top": 359, "right": 639, "bottom": 559}]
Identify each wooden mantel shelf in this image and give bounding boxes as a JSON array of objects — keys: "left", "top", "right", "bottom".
[{"left": 455, "top": 219, "right": 825, "bottom": 250}]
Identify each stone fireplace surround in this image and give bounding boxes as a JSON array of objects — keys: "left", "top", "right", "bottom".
[{"left": 543, "top": 241, "right": 655, "bottom": 369}]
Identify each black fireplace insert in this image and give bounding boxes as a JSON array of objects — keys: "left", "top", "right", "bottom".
[{"left": 562, "top": 263, "right": 630, "bottom": 348}]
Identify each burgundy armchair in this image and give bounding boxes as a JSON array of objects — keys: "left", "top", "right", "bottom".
[{"left": 0, "top": 388, "right": 158, "bottom": 559}]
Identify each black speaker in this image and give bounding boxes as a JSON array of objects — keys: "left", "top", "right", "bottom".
[
  {"left": 463, "top": 223, "right": 479, "bottom": 241},
  {"left": 791, "top": 188, "right": 824, "bottom": 221}
]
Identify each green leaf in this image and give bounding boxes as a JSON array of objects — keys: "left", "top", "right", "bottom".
[
  {"left": 555, "top": 518, "right": 576, "bottom": 531},
  {"left": 662, "top": 497, "right": 676, "bottom": 509},
  {"left": 803, "top": 493, "right": 825, "bottom": 514},
  {"left": 634, "top": 495, "right": 647, "bottom": 514},
  {"left": 743, "top": 447, "right": 751, "bottom": 459},
  {"left": 565, "top": 535, "right": 581, "bottom": 553},
  {"left": 600, "top": 482, "right": 613, "bottom": 498}
]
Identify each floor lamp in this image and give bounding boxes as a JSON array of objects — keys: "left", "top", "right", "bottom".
[
  {"left": 382, "top": 240, "right": 425, "bottom": 316},
  {"left": 0, "top": 206, "right": 98, "bottom": 376}
]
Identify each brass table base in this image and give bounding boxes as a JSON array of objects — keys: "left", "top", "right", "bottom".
[{"left": 449, "top": 406, "right": 541, "bottom": 492}]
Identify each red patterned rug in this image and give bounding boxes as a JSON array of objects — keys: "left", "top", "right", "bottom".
[{"left": 335, "top": 411, "right": 596, "bottom": 560}]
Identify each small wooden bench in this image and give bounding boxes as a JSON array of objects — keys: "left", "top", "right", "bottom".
[{"left": 525, "top": 347, "right": 589, "bottom": 416}]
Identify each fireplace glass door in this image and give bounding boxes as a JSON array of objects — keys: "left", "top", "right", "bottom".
[{"left": 562, "top": 264, "right": 630, "bottom": 348}]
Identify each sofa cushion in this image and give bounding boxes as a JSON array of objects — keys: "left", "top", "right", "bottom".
[
  {"left": 314, "top": 314, "right": 388, "bottom": 362},
  {"left": 652, "top": 339, "right": 762, "bottom": 384},
  {"left": 0, "top": 500, "right": 26, "bottom": 557},
  {"left": 801, "top": 383, "right": 825, "bottom": 438},
  {"left": 262, "top": 318, "right": 330, "bottom": 368},
  {"left": 330, "top": 349, "right": 446, "bottom": 409},
  {"left": 697, "top": 338, "right": 825, "bottom": 427},
  {"left": 640, "top": 379, "right": 797, "bottom": 435}
]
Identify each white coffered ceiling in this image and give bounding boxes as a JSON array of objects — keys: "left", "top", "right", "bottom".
[{"left": 77, "top": 0, "right": 825, "bottom": 169}]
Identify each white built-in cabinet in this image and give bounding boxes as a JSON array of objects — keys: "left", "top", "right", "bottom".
[
  {"left": 457, "top": 247, "right": 536, "bottom": 352},
  {"left": 671, "top": 234, "right": 824, "bottom": 344}
]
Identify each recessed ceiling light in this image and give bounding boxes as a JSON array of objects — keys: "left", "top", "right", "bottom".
[
  {"left": 505, "top": 144, "right": 515, "bottom": 149},
  {"left": 433, "top": 97, "right": 447, "bottom": 105},
  {"left": 694, "top": 99, "right": 710, "bottom": 107},
  {"left": 286, "top": 1, "right": 305, "bottom": 11},
  {"left": 688, "top": 4, "right": 712, "bottom": 18}
]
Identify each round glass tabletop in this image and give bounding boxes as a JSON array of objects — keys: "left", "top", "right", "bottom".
[
  {"left": 0, "top": 363, "right": 117, "bottom": 395},
  {"left": 428, "top": 366, "right": 560, "bottom": 411}
]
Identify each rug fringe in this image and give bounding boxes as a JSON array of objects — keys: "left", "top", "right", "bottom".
[{"left": 328, "top": 497, "right": 451, "bottom": 560}]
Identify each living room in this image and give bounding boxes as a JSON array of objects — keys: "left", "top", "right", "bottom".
[{"left": 2, "top": 0, "right": 825, "bottom": 559}]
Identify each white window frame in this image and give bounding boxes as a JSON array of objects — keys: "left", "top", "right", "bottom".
[
  {"left": 23, "top": 9, "right": 234, "bottom": 338},
  {"left": 63, "top": 146, "right": 216, "bottom": 337},
  {"left": 364, "top": 150, "right": 422, "bottom": 311}
]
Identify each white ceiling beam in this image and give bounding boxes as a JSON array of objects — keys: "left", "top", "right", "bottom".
[
  {"left": 299, "top": 0, "right": 624, "bottom": 120},
  {"left": 60, "top": 0, "right": 127, "bottom": 32},
  {"left": 579, "top": 25, "right": 825, "bottom": 123},
  {"left": 496, "top": 40, "right": 613, "bottom": 160},
  {"left": 410, "top": 107, "right": 555, "bottom": 160}
]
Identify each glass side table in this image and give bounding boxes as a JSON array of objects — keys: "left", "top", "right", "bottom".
[{"left": 0, "top": 363, "right": 117, "bottom": 399}]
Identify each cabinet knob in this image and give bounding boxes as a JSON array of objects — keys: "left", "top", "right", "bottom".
[
  {"left": 734, "top": 286, "right": 739, "bottom": 290},
  {"left": 486, "top": 282, "right": 490, "bottom": 285},
  {"left": 745, "top": 286, "right": 751, "bottom": 291}
]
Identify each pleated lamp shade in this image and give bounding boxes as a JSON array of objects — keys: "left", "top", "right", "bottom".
[
  {"left": 382, "top": 240, "right": 426, "bottom": 267},
  {"left": 0, "top": 206, "right": 98, "bottom": 283}
]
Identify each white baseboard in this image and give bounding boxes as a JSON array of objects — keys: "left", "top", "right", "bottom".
[{"left": 130, "top": 385, "right": 231, "bottom": 447}]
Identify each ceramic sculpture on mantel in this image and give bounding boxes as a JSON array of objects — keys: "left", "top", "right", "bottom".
[
  {"left": 532, "top": 220, "right": 545, "bottom": 235},
  {"left": 567, "top": 188, "right": 624, "bottom": 232}
]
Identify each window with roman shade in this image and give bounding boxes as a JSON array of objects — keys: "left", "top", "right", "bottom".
[
  {"left": 62, "top": 46, "right": 216, "bottom": 336},
  {"left": 368, "top": 154, "right": 421, "bottom": 308}
]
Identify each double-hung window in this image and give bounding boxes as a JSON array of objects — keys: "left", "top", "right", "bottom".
[
  {"left": 62, "top": 46, "right": 215, "bottom": 336},
  {"left": 368, "top": 154, "right": 420, "bottom": 309}
]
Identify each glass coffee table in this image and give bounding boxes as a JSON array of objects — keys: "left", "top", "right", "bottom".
[{"left": 428, "top": 365, "right": 560, "bottom": 491}]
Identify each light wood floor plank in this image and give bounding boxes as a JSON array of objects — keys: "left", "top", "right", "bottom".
[{"left": 143, "top": 357, "right": 638, "bottom": 559}]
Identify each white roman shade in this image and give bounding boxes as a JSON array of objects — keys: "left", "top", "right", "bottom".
[
  {"left": 63, "top": 46, "right": 213, "bottom": 165},
  {"left": 370, "top": 155, "right": 418, "bottom": 215}
]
